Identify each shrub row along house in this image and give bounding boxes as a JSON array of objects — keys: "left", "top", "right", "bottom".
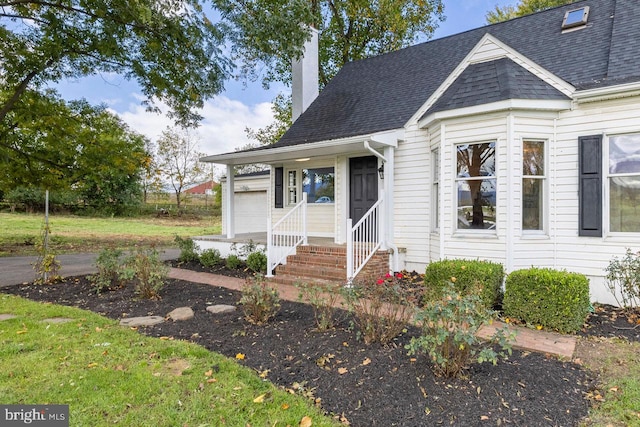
[{"left": 201, "top": 0, "right": 640, "bottom": 305}]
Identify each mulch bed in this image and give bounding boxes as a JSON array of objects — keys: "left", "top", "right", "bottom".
[{"left": 10, "top": 277, "right": 634, "bottom": 426}]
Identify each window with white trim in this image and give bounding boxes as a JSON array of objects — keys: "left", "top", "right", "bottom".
[
  {"left": 432, "top": 148, "right": 440, "bottom": 231},
  {"left": 456, "top": 142, "right": 496, "bottom": 230},
  {"left": 287, "top": 170, "right": 298, "bottom": 205},
  {"left": 608, "top": 133, "right": 640, "bottom": 232},
  {"left": 286, "top": 167, "right": 335, "bottom": 205},
  {"left": 522, "top": 140, "right": 545, "bottom": 231}
]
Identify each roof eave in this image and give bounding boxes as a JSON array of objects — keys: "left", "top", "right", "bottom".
[
  {"left": 200, "top": 130, "right": 403, "bottom": 166},
  {"left": 574, "top": 81, "right": 640, "bottom": 104},
  {"left": 418, "top": 98, "right": 572, "bottom": 128}
]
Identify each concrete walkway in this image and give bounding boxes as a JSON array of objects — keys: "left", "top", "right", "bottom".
[{"left": 168, "top": 268, "right": 576, "bottom": 359}]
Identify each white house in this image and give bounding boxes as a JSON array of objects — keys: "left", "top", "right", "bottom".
[{"left": 201, "top": 0, "right": 640, "bottom": 304}]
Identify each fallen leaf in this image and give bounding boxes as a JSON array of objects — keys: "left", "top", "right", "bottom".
[
  {"left": 253, "top": 394, "right": 266, "bottom": 403},
  {"left": 16, "top": 330, "right": 27, "bottom": 335},
  {"left": 362, "top": 358, "right": 371, "bottom": 366},
  {"left": 536, "top": 325, "right": 543, "bottom": 330},
  {"left": 95, "top": 327, "right": 103, "bottom": 332},
  {"left": 299, "top": 416, "right": 312, "bottom": 427},
  {"left": 481, "top": 415, "right": 489, "bottom": 420},
  {"left": 206, "top": 378, "right": 217, "bottom": 383},
  {"left": 236, "top": 353, "right": 246, "bottom": 360},
  {"left": 609, "top": 387, "right": 619, "bottom": 392},
  {"left": 258, "top": 369, "right": 270, "bottom": 378},
  {"left": 87, "top": 362, "right": 98, "bottom": 368},
  {"left": 337, "top": 367, "right": 348, "bottom": 375},
  {"left": 205, "top": 370, "right": 213, "bottom": 377},
  {"left": 281, "top": 403, "right": 290, "bottom": 410},
  {"left": 409, "top": 358, "right": 417, "bottom": 363}
]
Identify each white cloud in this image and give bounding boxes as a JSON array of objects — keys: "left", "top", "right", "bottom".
[{"left": 113, "top": 95, "right": 275, "bottom": 155}]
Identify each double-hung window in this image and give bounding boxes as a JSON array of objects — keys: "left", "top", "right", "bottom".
[
  {"left": 456, "top": 142, "right": 496, "bottom": 230},
  {"left": 608, "top": 134, "right": 640, "bottom": 232},
  {"left": 522, "top": 140, "right": 545, "bottom": 231},
  {"left": 432, "top": 148, "right": 440, "bottom": 231},
  {"left": 286, "top": 167, "right": 335, "bottom": 205}
]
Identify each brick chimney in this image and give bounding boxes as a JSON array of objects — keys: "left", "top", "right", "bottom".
[{"left": 291, "top": 27, "right": 319, "bottom": 123}]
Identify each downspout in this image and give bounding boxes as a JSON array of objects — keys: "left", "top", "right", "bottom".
[{"left": 363, "top": 140, "right": 399, "bottom": 272}]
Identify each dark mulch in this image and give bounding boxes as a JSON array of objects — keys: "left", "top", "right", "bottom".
[{"left": 6, "top": 275, "right": 624, "bottom": 427}]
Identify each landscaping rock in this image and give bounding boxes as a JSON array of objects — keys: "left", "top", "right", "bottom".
[
  {"left": 167, "top": 307, "right": 194, "bottom": 321},
  {"left": 0, "top": 314, "right": 17, "bottom": 321},
  {"left": 206, "top": 304, "right": 236, "bottom": 314},
  {"left": 120, "top": 316, "right": 164, "bottom": 327}
]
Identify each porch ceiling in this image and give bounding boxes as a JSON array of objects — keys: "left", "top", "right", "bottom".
[{"left": 200, "top": 133, "right": 398, "bottom": 166}]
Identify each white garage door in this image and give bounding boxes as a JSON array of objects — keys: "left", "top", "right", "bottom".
[{"left": 234, "top": 191, "right": 268, "bottom": 233}]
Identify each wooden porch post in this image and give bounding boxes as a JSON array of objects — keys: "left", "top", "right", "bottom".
[{"left": 225, "top": 164, "right": 235, "bottom": 239}]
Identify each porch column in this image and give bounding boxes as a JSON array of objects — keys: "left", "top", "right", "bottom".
[
  {"left": 225, "top": 164, "right": 235, "bottom": 239},
  {"left": 383, "top": 146, "right": 395, "bottom": 250}
]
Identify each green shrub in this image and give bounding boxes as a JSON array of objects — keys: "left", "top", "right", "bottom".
[
  {"left": 503, "top": 268, "right": 590, "bottom": 333},
  {"left": 297, "top": 282, "right": 344, "bottom": 331},
  {"left": 239, "top": 275, "right": 281, "bottom": 325},
  {"left": 199, "top": 248, "right": 222, "bottom": 268},
  {"left": 246, "top": 251, "right": 267, "bottom": 274},
  {"left": 121, "top": 248, "right": 169, "bottom": 299},
  {"left": 407, "top": 282, "right": 514, "bottom": 378},
  {"left": 605, "top": 248, "right": 640, "bottom": 309},
  {"left": 225, "top": 254, "right": 242, "bottom": 270},
  {"left": 174, "top": 235, "right": 200, "bottom": 263},
  {"left": 424, "top": 259, "right": 504, "bottom": 308},
  {"left": 90, "top": 248, "right": 125, "bottom": 293}
]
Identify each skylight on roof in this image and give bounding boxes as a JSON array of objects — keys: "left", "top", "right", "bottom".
[{"left": 562, "top": 6, "right": 590, "bottom": 30}]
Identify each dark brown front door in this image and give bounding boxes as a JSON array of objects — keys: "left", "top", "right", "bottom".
[{"left": 349, "top": 156, "right": 378, "bottom": 224}]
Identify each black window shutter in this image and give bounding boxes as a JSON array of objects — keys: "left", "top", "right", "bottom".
[
  {"left": 274, "top": 167, "right": 284, "bottom": 208},
  {"left": 578, "top": 135, "right": 603, "bottom": 237}
]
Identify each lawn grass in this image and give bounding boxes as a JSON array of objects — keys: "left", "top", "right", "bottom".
[
  {"left": 579, "top": 337, "right": 640, "bottom": 426},
  {"left": 0, "top": 212, "right": 221, "bottom": 256},
  {"left": 0, "top": 294, "right": 337, "bottom": 426}
]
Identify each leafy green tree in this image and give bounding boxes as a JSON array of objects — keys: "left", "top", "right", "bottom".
[
  {"left": 245, "top": 0, "right": 445, "bottom": 146},
  {"left": 486, "top": 0, "right": 576, "bottom": 23},
  {"left": 0, "top": 90, "right": 149, "bottom": 214},
  {"left": 156, "top": 127, "right": 206, "bottom": 210}
]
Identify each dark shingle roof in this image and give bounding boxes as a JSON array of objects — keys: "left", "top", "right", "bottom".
[
  {"left": 424, "top": 58, "right": 570, "bottom": 117},
  {"left": 267, "top": 0, "right": 638, "bottom": 149}
]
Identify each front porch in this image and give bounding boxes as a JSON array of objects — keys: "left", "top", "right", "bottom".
[{"left": 193, "top": 232, "right": 391, "bottom": 285}]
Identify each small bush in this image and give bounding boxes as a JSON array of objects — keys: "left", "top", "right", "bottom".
[
  {"left": 424, "top": 259, "right": 504, "bottom": 308},
  {"left": 121, "top": 248, "right": 169, "bottom": 299},
  {"left": 407, "top": 282, "right": 514, "bottom": 378},
  {"left": 174, "top": 235, "right": 200, "bottom": 263},
  {"left": 342, "top": 273, "right": 415, "bottom": 344},
  {"left": 246, "top": 251, "right": 267, "bottom": 274},
  {"left": 199, "top": 248, "right": 222, "bottom": 268},
  {"left": 605, "top": 248, "right": 640, "bottom": 310},
  {"left": 90, "top": 248, "right": 125, "bottom": 293},
  {"left": 230, "top": 240, "right": 261, "bottom": 259},
  {"left": 226, "top": 254, "right": 242, "bottom": 270},
  {"left": 503, "top": 267, "right": 590, "bottom": 333},
  {"left": 297, "top": 282, "right": 344, "bottom": 331},
  {"left": 239, "top": 274, "right": 281, "bottom": 325}
]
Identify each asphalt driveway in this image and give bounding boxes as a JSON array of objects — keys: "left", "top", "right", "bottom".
[{"left": 0, "top": 249, "right": 180, "bottom": 287}]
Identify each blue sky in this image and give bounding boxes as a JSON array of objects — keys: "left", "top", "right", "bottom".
[{"left": 53, "top": 0, "right": 513, "bottom": 157}]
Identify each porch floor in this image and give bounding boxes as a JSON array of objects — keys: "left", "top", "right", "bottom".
[{"left": 193, "top": 232, "right": 343, "bottom": 247}]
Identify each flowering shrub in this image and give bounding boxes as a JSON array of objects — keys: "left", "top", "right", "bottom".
[
  {"left": 342, "top": 272, "right": 415, "bottom": 344},
  {"left": 407, "top": 282, "right": 514, "bottom": 378},
  {"left": 120, "top": 247, "right": 169, "bottom": 299},
  {"left": 239, "top": 274, "right": 281, "bottom": 325},
  {"left": 605, "top": 248, "right": 640, "bottom": 310}
]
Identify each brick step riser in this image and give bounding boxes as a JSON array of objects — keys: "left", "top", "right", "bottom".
[
  {"left": 268, "top": 275, "right": 345, "bottom": 287},
  {"left": 277, "top": 265, "right": 346, "bottom": 281},
  {"left": 285, "top": 254, "right": 346, "bottom": 266},
  {"left": 295, "top": 246, "right": 347, "bottom": 256}
]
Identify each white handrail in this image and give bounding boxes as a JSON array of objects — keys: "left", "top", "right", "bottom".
[
  {"left": 266, "top": 193, "right": 308, "bottom": 277},
  {"left": 347, "top": 194, "right": 384, "bottom": 282}
]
